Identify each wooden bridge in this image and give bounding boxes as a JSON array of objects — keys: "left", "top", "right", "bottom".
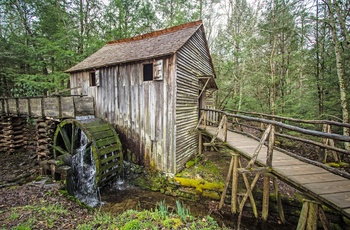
[{"left": 198, "top": 108, "right": 350, "bottom": 228}]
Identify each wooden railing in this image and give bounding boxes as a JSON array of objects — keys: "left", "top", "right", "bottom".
[
  {"left": 198, "top": 108, "right": 350, "bottom": 170},
  {"left": 0, "top": 96, "right": 95, "bottom": 119}
]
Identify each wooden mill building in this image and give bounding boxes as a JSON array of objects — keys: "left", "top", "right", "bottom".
[{"left": 66, "top": 20, "right": 217, "bottom": 174}]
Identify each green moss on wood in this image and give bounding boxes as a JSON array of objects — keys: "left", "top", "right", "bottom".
[{"left": 174, "top": 177, "right": 224, "bottom": 193}]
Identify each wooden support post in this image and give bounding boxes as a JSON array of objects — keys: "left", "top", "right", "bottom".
[
  {"left": 297, "top": 200, "right": 328, "bottom": 230},
  {"left": 262, "top": 174, "right": 270, "bottom": 221},
  {"left": 204, "top": 110, "right": 207, "bottom": 129},
  {"left": 297, "top": 201, "right": 309, "bottom": 230},
  {"left": 231, "top": 154, "right": 239, "bottom": 214},
  {"left": 318, "top": 205, "right": 330, "bottom": 230},
  {"left": 266, "top": 125, "right": 275, "bottom": 167},
  {"left": 273, "top": 177, "right": 285, "bottom": 224},
  {"left": 198, "top": 131, "right": 202, "bottom": 155},
  {"left": 223, "top": 115, "right": 227, "bottom": 142},
  {"left": 219, "top": 155, "right": 235, "bottom": 210},
  {"left": 306, "top": 202, "right": 318, "bottom": 230}
]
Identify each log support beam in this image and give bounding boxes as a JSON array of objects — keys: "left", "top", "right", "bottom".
[{"left": 297, "top": 199, "right": 330, "bottom": 230}]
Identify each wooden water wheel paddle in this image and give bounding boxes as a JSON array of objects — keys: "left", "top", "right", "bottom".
[{"left": 53, "top": 118, "right": 123, "bottom": 186}]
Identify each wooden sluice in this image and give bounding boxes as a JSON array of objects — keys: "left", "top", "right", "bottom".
[{"left": 0, "top": 96, "right": 94, "bottom": 118}]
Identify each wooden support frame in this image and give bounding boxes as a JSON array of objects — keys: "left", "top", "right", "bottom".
[
  {"left": 246, "top": 124, "right": 272, "bottom": 169},
  {"left": 219, "top": 153, "right": 263, "bottom": 218},
  {"left": 198, "top": 131, "right": 202, "bottom": 155},
  {"left": 196, "top": 111, "right": 206, "bottom": 130},
  {"left": 262, "top": 173, "right": 285, "bottom": 223},
  {"left": 209, "top": 114, "right": 227, "bottom": 144},
  {"left": 297, "top": 199, "right": 330, "bottom": 230}
]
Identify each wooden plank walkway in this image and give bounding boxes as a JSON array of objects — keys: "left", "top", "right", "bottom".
[{"left": 200, "top": 125, "right": 350, "bottom": 219}]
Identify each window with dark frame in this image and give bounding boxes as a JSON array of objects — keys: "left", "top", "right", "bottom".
[
  {"left": 143, "top": 64, "right": 153, "bottom": 81},
  {"left": 90, "top": 72, "right": 96, "bottom": 86}
]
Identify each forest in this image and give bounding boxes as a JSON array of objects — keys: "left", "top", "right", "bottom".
[{"left": 0, "top": 0, "right": 349, "bottom": 124}]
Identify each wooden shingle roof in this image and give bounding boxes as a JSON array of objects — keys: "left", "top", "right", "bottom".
[{"left": 66, "top": 21, "right": 203, "bottom": 73}]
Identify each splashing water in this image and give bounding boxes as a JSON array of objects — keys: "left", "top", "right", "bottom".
[{"left": 71, "top": 129, "right": 99, "bottom": 207}]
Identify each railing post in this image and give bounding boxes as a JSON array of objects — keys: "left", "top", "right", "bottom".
[
  {"left": 231, "top": 154, "right": 239, "bottom": 214},
  {"left": 266, "top": 125, "right": 275, "bottom": 167},
  {"left": 203, "top": 109, "right": 207, "bottom": 129},
  {"left": 198, "top": 131, "right": 202, "bottom": 155},
  {"left": 322, "top": 124, "right": 338, "bottom": 163},
  {"left": 262, "top": 125, "right": 275, "bottom": 222},
  {"left": 223, "top": 114, "right": 227, "bottom": 142}
]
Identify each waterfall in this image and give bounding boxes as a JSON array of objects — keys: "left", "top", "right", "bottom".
[{"left": 71, "top": 129, "right": 99, "bottom": 207}]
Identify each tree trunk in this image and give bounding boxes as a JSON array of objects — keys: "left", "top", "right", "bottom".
[
  {"left": 326, "top": 0, "right": 350, "bottom": 150},
  {"left": 332, "top": 0, "right": 350, "bottom": 50},
  {"left": 269, "top": 34, "right": 277, "bottom": 115}
]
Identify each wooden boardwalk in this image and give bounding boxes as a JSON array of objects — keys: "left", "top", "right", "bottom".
[{"left": 201, "top": 125, "right": 350, "bottom": 219}]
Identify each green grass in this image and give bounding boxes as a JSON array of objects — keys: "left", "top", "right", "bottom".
[{"left": 3, "top": 197, "right": 223, "bottom": 230}]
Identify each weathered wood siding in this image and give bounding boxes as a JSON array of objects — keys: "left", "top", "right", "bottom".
[
  {"left": 70, "top": 56, "right": 177, "bottom": 173},
  {"left": 69, "top": 27, "right": 215, "bottom": 174},
  {"left": 175, "top": 28, "right": 215, "bottom": 171},
  {"left": 70, "top": 72, "right": 90, "bottom": 96}
]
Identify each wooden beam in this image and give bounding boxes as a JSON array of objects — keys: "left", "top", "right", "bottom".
[
  {"left": 219, "top": 155, "right": 235, "bottom": 210},
  {"left": 231, "top": 154, "right": 239, "bottom": 214},
  {"left": 246, "top": 124, "right": 272, "bottom": 168},
  {"left": 262, "top": 174, "right": 270, "bottom": 221},
  {"left": 198, "top": 78, "right": 210, "bottom": 99}
]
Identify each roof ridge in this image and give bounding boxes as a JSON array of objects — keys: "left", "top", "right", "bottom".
[{"left": 107, "top": 20, "right": 202, "bottom": 45}]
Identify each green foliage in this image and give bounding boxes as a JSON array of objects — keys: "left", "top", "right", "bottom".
[
  {"left": 0, "top": 0, "right": 348, "bottom": 121},
  {"left": 156, "top": 200, "right": 168, "bottom": 219},
  {"left": 175, "top": 200, "right": 191, "bottom": 222},
  {"left": 77, "top": 207, "right": 222, "bottom": 230}
]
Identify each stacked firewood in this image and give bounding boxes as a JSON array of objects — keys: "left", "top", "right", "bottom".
[{"left": 36, "top": 118, "right": 58, "bottom": 159}]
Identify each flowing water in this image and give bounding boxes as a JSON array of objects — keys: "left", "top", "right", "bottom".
[{"left": 71, "top": 129, "right": 100, "bottom": 207}]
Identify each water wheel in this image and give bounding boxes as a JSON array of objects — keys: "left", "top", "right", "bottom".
[{"left": 53, "top": 118, "right": 123, "bottom": 186}]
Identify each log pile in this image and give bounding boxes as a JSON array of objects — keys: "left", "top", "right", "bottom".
[
  {"left": 24, "top": 120, "right": 37, "bottom": 155},
  {"left": 0, "top": 116, "right": 9, "bottom": 153},
  {"left": 11, "top": 117, "right": 26, "bottom": 151},
  {"left": 36, "top": 118, "right": 58, "bottom": 159},
  {"left": 0, "top": 116, "right": 27, "bottom": 154}
]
